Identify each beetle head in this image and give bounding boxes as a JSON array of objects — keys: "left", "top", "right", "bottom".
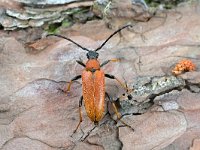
[{"left": 86, "top": 51, "right": 99, "bottom": 59}]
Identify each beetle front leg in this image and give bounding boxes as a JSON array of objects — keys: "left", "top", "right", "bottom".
[
  {"left": 64, "top": 75, "right": 81, "bottom": 93},
  {"left": 76, "top": 60, "right": 86, "bottom": 67},
  {"left": 100, "top": 58, "right": 120, "bottom": 67},
  {"left": 73, "top": 96, "right": 83, "bottom": 133}
]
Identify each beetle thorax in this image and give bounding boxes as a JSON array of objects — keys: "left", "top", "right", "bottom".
[{"left": 86, "top": 59, "right": 100, "bottom": 72}]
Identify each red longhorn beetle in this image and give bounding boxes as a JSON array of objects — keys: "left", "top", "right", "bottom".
[{"left": 47, "top": 25, "right": 133, "bottom": 133}]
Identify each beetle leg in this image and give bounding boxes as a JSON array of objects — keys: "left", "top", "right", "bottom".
[
  {"left": 105, "top": 93, "right": 134, "bottom": 131},
  {"left": 73, "top": 96, "right": 83, "bottom": 133},
  {"left": 105, "top": 74, "right": 130, "bottom": 92},
  {"left": 100, "top": 58, "right": 120, "bottom": 67},
  {"left": 111, "top": 102, "right": 134, "bottom": 131},
  {"left": 64, "top": 75, "right": 81, "bottom": 92},
  {"left": 76, "top": 60, "right": 86, "bottom": 67}
]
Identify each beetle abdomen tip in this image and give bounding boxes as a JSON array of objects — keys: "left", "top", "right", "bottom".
[{"left": 94, "top": 121, "right": 99, "bottom": 126}]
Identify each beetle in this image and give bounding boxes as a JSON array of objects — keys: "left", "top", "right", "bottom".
[{"left": 47, "top": 25, "right": 133, "bottom": 133}]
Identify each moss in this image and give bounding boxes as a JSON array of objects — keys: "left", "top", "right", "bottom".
[
  {"left": 61, "top": 19, "right": 72, "bottom": 28},
  {"left": 62, "top": 8, "right": 81, "bottom": 15},
  {"left": 45, "top": 23, "right": 61, "bottom": 34},
  {"left": 145, "top": 0, "right": 188, "bottom": 9}
]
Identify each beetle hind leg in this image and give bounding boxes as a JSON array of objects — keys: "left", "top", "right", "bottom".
[
  {"left": 73, "top": 96, "right": 83, "bottom": 134},
  {"left": 105, "top": 93, "right": 134, "bottom": 131},
  {"left": 111, "top": 102, "right": 134, "bottom": 131}
]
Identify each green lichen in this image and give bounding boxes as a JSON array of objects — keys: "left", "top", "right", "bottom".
[{"left": 133, "top": 76, "right": 185, "bottom": 97}]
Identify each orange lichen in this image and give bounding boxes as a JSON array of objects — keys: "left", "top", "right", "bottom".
[{"left": 172, "top": 59, "right": 196, "bottom": 75}]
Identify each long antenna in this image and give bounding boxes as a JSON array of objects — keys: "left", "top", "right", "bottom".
[
  {"left": 47, "top": 34, "right": 90, "bottom": 52},
  {"left": 95, "top": 25, "right": 132, "bottom": 52}
]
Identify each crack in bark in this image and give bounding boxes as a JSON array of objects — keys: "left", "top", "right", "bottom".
[
  {"left": 116, "top": 126, "right": 123, "bottom": 150},
  {"left": 79, "top": 126, "right": 97, "bottom": 142},
  {"left": 0, "top": 137, "right": 16, "bottom": 150},
  {"left": 85, "top": 140, "right": 104, "bottom": 150},
  {"left": 184, "top": 80, "right": 200, "bottom": 93},
  {"left": 0, "top": 135, "right": 71, "bottom": 150},
  {"left": 23, "top": 135, "right": 69, "bottom": 149},
  {"left": 0, "top": 105, "right": 35, "bottom": 126}
]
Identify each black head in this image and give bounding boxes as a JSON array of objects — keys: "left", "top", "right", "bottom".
[{"left": 86, "top": 51, "right": 99, "bottom": 59}]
